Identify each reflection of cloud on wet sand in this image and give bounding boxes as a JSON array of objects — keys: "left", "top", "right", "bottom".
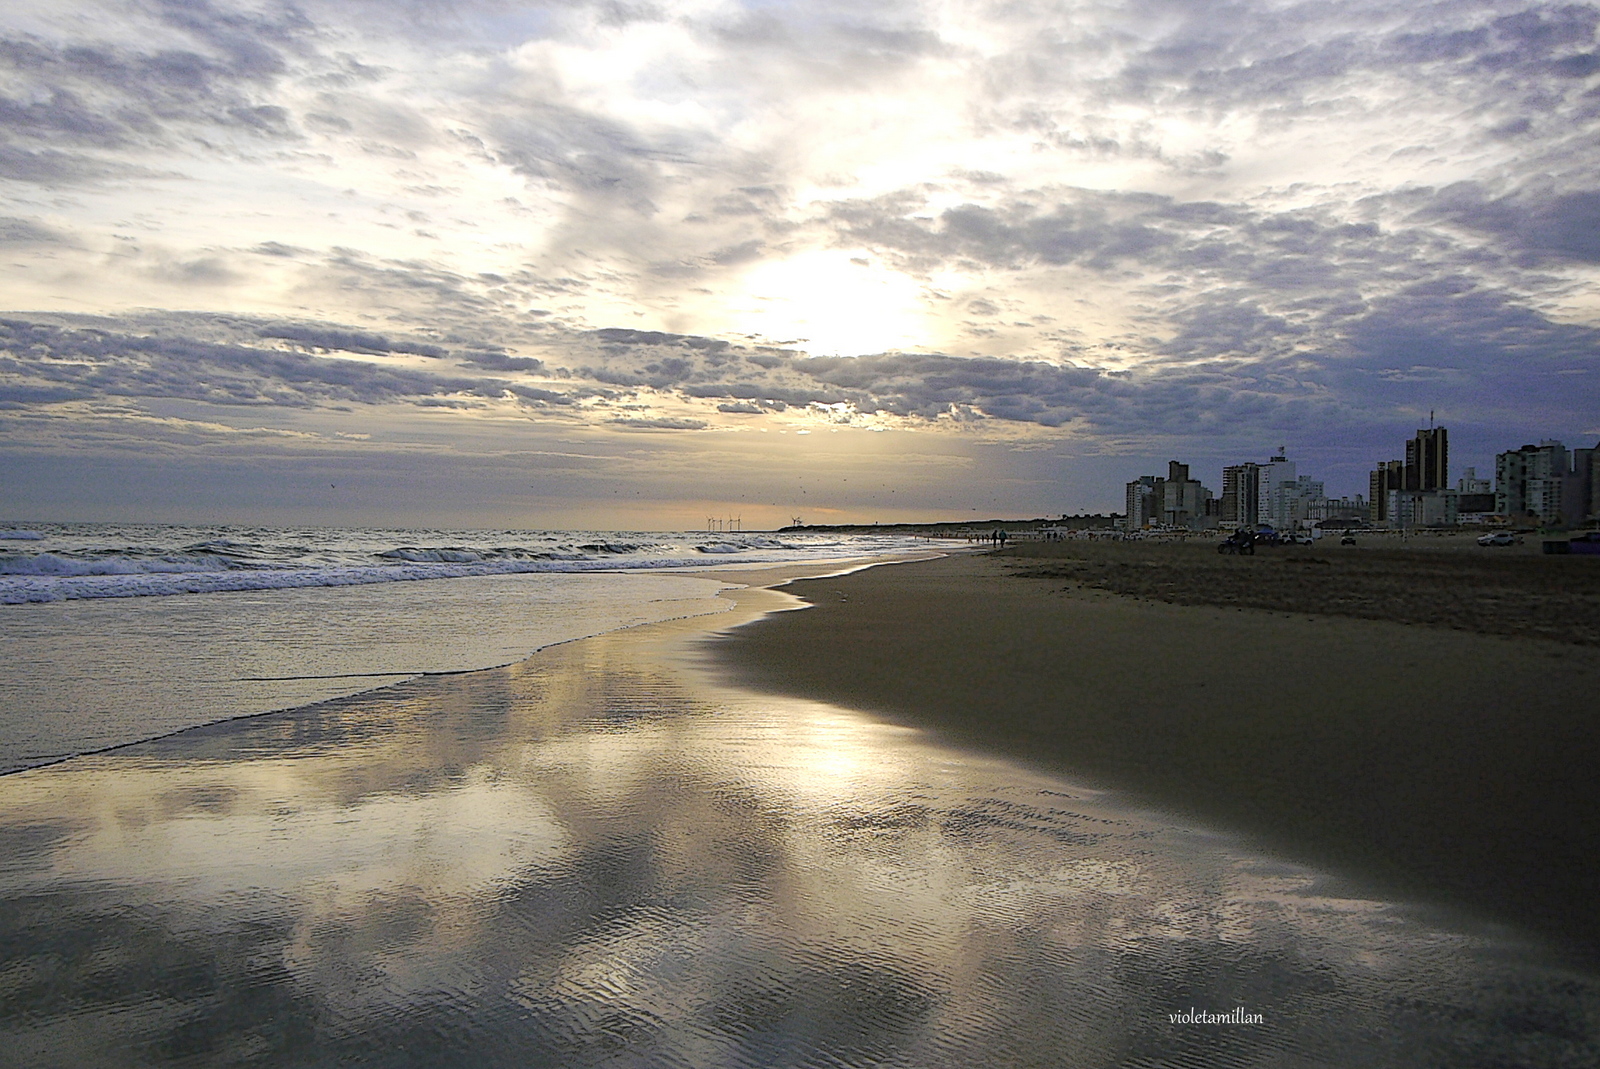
[{"left": 0, "top": 622, "right": 1596, "bottom": 1065}]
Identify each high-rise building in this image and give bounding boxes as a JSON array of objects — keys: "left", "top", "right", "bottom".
[
  {"left": 1268, "top": 475, "right": 1325, "bottom": 531},
  {"left": 1369, "top": 460, "right": 1405, "bottom": 523},
  {"left": 1497, "top": 441, "right": 1569, "bottom": 524},
  {"left": 1124, "top": 475, "right": 1161, "bottom": 530},
  {"left": 1123, "top": 463, "right": 1215, "bottom": 530},
  {"left": 1221, "top": 463, "right": 1260, "bottom": 526},
  {"left": 1589, "top": 444, "right": 1600, "bottom": 523},
  {"left": 1405, "top": 425, "right": 1448, "bottom": 491},
  {"left": 1257, "top": 451, "right": 1297, "bottom": 530},
  {"left": 1567, "top": 445, "right": 1595, "bottom": 526},
  {"left": 1160, "top": 461, "right": 1212, "bottom": 527}
]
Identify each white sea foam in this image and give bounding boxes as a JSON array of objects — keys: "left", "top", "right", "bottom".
[
  {"left": 0, "top": 523, "right": 929, "bottom": 605},
  {"left": 0, "top": 556, "right": 719, "bottom": 604}
]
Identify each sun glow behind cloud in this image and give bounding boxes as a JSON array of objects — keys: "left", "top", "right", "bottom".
[{"left": 725, "top": 250, "right": 933, "bottom": 356}]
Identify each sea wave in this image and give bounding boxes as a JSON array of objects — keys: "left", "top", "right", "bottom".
[
  {"left": 0, "top": 555, "right": 749, "bottom": 604},
  {"left": 0, "top": 525, "right": 925, "bottom": 605},
  {"left": 0, "top": 530, "right": 45, "bottom": 540},
  {"left": 696, "top": 537, "right": 799, "bottom": 553},
  {"left": 376, "top": 547, "right": 491, "bottom": 563},
  {"left": 0, "top": 553, "right": 234, "bottom": 577}
]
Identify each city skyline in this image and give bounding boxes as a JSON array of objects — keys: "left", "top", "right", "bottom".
[
  {"left": 1124, "top": 421, "right": 1598, "bottom": 532},
  {"left": 3, "top": 0, "right": 1600, "bottom": 527}
]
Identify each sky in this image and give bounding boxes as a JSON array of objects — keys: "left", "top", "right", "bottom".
[{"left": 2, "top": 0, "right": 1599, "bottom": 529}]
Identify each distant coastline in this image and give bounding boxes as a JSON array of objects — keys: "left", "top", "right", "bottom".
[{"left": 776, "top": 514, "right": 1121, "bottom": 535}]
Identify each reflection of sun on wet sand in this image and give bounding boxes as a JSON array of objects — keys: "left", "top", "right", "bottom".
[
  {"left": 712, "top": 546, "right": 1600, "bottom": 961},
  {"left": 3, "top": 555, "right": 1600, "bottom": 1063}
]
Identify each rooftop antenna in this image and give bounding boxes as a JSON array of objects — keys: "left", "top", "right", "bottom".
[{"left": 1430, "top": 409, "right": 1435, "bottom": 429}]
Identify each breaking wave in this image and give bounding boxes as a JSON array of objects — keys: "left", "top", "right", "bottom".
[{"left": 0, "top": 525, "right": 920, "bottom": 605}]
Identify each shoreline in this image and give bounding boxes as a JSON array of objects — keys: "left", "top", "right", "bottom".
[
  {"left": 0, "top": 554, "right": 924, "bottom": 778},
  {"left": 4, "top": 550, "right": 1600, "bottom": 1062},
  {"left": 709, "top": 550, "right": 1600, "bottom": 963}
]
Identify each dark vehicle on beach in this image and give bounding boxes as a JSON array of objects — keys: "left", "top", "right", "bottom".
[
  {"left": 1218, "top": 530, "right": 1256, "bottom": 555},
  {"left": 1544, "top": 531, "right": 1600, "bottom": 555},
  {"left": 1340, "top": 533, "right": 1357, "bottom": 546}
]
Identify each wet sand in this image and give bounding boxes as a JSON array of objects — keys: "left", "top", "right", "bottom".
[
  {"left": 3, "top": 562, "right": 1600, "bottom": 1064},
  {"left": 712, "top": 549, "right": 1600, "bottom": 962}
]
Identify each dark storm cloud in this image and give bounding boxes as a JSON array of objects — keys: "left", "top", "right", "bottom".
[
  {"left": 1087, "top": 0, "right": 1600, "bottom": 113},
  {"left": 0, "top": 144, "right": 159, "bottom": 184},
  {"left": 1426, "top": 183, "right": 1600, "bottom": 264},
  {"left": 1339, "top": 283, "right": 1600, "bottom": 397},
  {"left": 487, "top": 104, "right": 685, "bottom": 211},
  {"left": 556, "top": 323, "right": 1324, "bottom": 434},
  {"left": 608, "top": 415, "right": 708, "bottom": 430},
  {"left": 459, "top": 351, "right": 547, "bottom": 372},
  {"left": 0, "top": 2, "right": 314, "bottom": 186},
  {"left": 0, "top": 216, "right": 67, "bottom": 245},
  {"left": 549, "top": 279, "right": 1597, "bottom": 443},
  {"left": 0, "top": 317, "right": 576, "bottom": 410},
  {"left": 257, "top": 324, "right": 449, "bottom": 359},
  {"left": 824, "top": 186, "right": 1401, "bottom": 305}
]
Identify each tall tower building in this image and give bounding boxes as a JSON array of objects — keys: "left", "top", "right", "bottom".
[
  {"left": 1221, "top": 463, "right": 1261, "bottom": 526},
  {"left": 1258, "top": 451, "right": 1297, "bottom": 529},
  {"left": 1370, "top": 460, "right": 1405, "bottom": 523},
  {"left": 1405, "top": 425, "right": 1448, "bottom": 491}
]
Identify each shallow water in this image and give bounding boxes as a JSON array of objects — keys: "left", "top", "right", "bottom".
[
  {"left": 0, "top": 602, "right": 1595, "bottom": 1067},
  {"left": 0, "top": 570, "right": 733, "bottom": 774}
]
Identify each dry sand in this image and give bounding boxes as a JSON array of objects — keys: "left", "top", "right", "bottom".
[
  {"left": 1007, "top": 534, "right": 1600, "bottom": 646},
  {"left": 711, "top": 547, "right": 1600, "bottom": 961}
]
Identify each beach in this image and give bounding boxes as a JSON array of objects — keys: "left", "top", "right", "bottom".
[
  {"left": 714, "top": 543, "right": 1600, "bottom": 961},
  {"left": 2, "top": 547, "right": 1599, "bottom": 1064}
]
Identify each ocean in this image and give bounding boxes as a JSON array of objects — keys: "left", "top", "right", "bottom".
[{"left": 0, "top": 522, "right": 928, "bottom": 774}]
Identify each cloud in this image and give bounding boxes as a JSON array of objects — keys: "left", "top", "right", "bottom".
[
  {"left": 1428, "top": 184, "right": 1600, "bottom": 264},
  {"left": 2, "top": 0, "right": 1600, "bottom": 517},
  {"left": 258, "top": 324, "right": 449, "bottom": 358},
  {"left": 458, "top": 350, "right": 545, "bottom": 372},
  {"left": 0, "top": 215, "right": 66, "bottom": 245},
  {"left": 0, "top": 11, "right": 309, "bottom": 164},
  {"left": 0, "top": 144, "right": 159, "bottom": 184},
  {"left": 608, "top": 415, "right": 708, "bottom": 430},
  {"left": 0, "top": 315, "right": 565, "bottom": 410}
]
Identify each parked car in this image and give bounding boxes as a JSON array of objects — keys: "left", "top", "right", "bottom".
[
  {"left": 1339, "top": 533, "right": 1357, "bottom": 546},
  {"left": 1477, "top": 531, "right": 1518, "bottom": 546}
]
